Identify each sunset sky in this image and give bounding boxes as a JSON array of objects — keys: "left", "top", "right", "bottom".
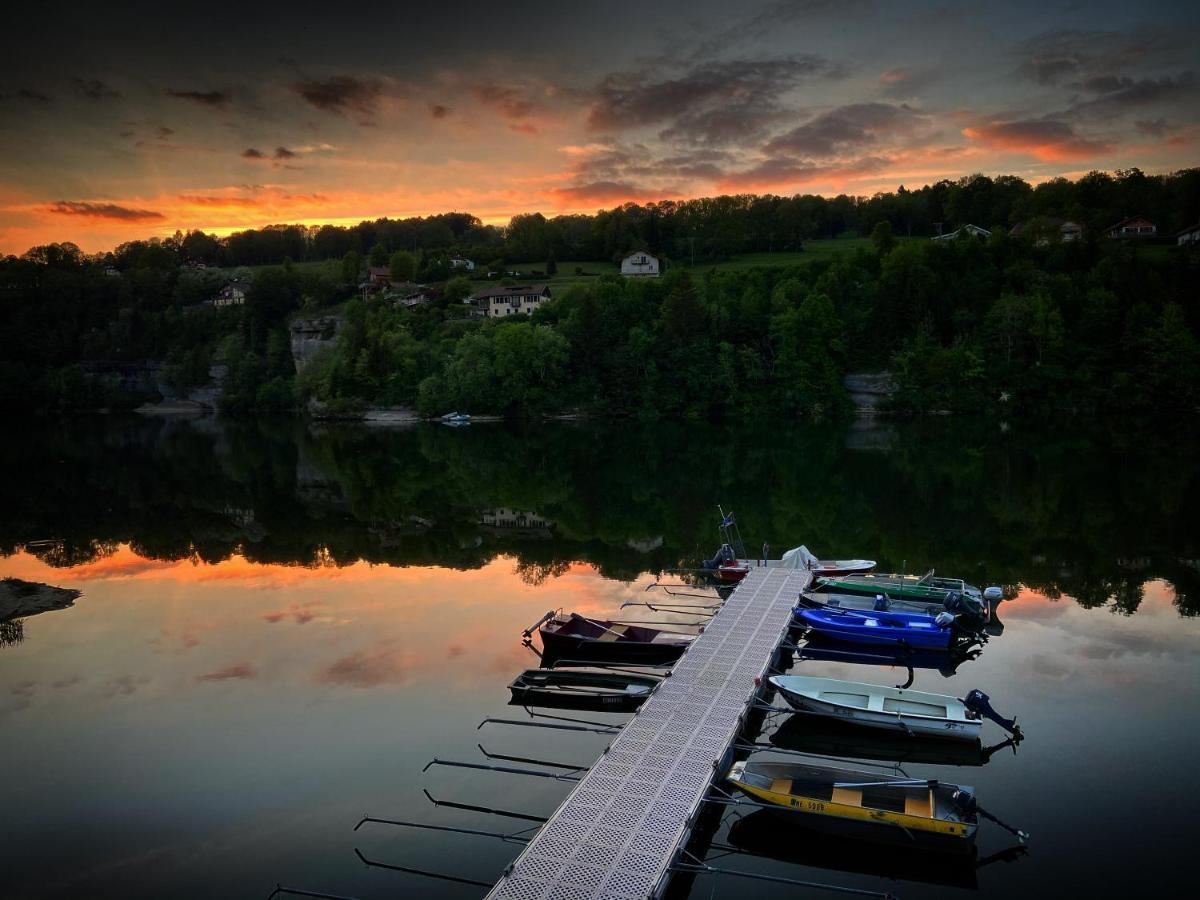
[{"left": 1, "top": 0, "right": 1196, "bottom": 253}]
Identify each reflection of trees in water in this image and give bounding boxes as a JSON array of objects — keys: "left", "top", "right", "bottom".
[
  {"left": 0, "top": 414, "right": 1198, "bottom": 616},
  {"left": 0, "top": 619, "right": 24, "bottom": 647}
]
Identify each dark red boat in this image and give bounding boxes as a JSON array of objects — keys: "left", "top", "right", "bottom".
[{"left": 525, "top": 611, "right": 696, "bottom": 664}]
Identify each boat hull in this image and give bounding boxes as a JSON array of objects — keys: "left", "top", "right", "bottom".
[
  {"left": 727, "top": 761, "right": 977, "bottom": 853},
  {"left": 816, "top": 573, "right": 981, "bottom": 603},
  {"left": 769, "top": 675, "right": 981, "bottom": 741},
  {"left": 508, "top": 670, "right": 656, "bottom": 712},
  {"left": 797, "top": 608, "right": 953, "bottom": 650},
  {"left": 772, "top": 715, "right": 995, "bottom": 767},
  {"left": 538, "top": 627, "right": 690, "bottom": 665}
]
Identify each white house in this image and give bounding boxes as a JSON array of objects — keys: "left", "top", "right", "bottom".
[
  {"left": 932, "top": 224, "right": 991, "bottom": 241},
  {"left": 620, "top": 250, "right": 660, "bottom": 277},
  {"left": 450, "top": 256, "right": 475, "bottom": 271},
  {"left": 214, "top": 280, "right": 251, "bottom": 307},
  {"left": 473, "top": 283, "right": 552, "bottom": 317},
  {"left": 1177, "top": 224, "right": 1200, "bottom": 247}
]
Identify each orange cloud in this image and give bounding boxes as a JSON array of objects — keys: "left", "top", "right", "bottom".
[{"left": 961, "top": 120, "right": 1112, "bottom": 161}]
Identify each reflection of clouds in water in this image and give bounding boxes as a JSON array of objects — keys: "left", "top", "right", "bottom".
[
  {"left": 316, "top": 641, "right": 422, "bottom": 688},
  {"left": 102, "top": 673, "right": 150, "bottom": 698},
  {"left": 5, "top": 678, "right": 38, "bottom": 712},
  {"left": 196, "top": 662, "right": 257, "bottom": 682}
]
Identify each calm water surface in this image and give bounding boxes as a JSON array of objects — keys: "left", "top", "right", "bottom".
[{"left": 2, "top": 416, "right": 1198, "bottom": 899}]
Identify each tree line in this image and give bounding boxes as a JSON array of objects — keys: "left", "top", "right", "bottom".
[{"left": 15, "top": 167, "right": 1200, "bottom": 272}]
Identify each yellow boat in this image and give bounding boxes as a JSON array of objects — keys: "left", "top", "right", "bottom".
[{"left": 726, "top": 760, "right": 978, "bottom": 852}]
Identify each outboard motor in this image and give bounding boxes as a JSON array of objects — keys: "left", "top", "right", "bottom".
[
  {"left": 961, "top": 688, "right": 1022, "bottom": 738},
  {"left": 934, "top": 611, "right": 956, "bottom": 629},
  {"left": 872, "top": 593, "right": 889, "bottom": 611},
  {"left": 703, "top": 543, "right": 735, "bottom": 571}
]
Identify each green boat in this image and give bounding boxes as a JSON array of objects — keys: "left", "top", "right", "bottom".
[{"left": 814, "top": 569, "right": 983, "bottom": 603}]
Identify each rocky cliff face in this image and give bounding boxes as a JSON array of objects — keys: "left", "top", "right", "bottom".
[{"left": 290, "top": 317, "right": 342, "bottom": 373}]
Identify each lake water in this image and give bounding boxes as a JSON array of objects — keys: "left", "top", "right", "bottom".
[{"left": 2, "top": 415, "right": 1198, "bottom": 899}]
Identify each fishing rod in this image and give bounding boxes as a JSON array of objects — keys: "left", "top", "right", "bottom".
[{"left": 422, "top": 789, "right": 546, "bottom": 823}]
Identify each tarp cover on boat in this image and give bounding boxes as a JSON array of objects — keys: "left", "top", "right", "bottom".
[{"left": 781, "top": 545, "right": 820, "bottom": 569}]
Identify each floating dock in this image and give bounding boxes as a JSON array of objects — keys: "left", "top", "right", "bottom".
[{"left": 486, "top": 565, "right": 812, "bottom": 900}]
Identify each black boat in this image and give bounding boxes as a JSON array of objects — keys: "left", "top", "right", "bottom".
[
  {"left": 770, "top": 714, "right": 1020, "bottom": 767},
  {"left": 527, "top": 611, "right": 695, "bottom": 665},
  {"left": 508, "top": 668, "right": 659, "bottom": 712}
]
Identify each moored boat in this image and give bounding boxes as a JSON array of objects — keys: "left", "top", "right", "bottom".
[
  {"left": 771, "top": 715, "right": 1020, "bottom": 767},
  {"left": 815, "top": 570, "right": 983, "bottom": 603},
  {"left": 768, "top": 675, "right": 983, "bottom": 741},
  {"left": 726, "top": 759, "right": 978, "bottom": 851},
  {"left": 797, "top": 606, "right": 956, "bottom": 650},
  {"left": 508, "top": 668, "right": 658, "bottom": 711},
  {"left": 529, "top": 611, "right": 695, "bottom": 664},
  {"left": 798, "top": 589, "right": 986, "bottom": 621},
  {"left": 778, "top": 545, "right": 876, "bottom": 577}
]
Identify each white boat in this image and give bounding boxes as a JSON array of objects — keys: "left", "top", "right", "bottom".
[{"left": 768, "top": 675, "right": 982, "bottom": 741}]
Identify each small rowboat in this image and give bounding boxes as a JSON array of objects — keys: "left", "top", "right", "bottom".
[
  {"left": 771, "top": 715, "right": 1019, "bottom": 768},
  {"left": 726, "top": 760, "right": 978, "bottom": 852},
  {"left": 508, "top": 669, "right": 658, "bottom": 712},
  {"left": 779, "top": 545, "right": 875, "bottom": 577},
  {"left": 797, "top": 607, "right": 955, "bottom": 650},
  {"left": 715, "top": 561, "right": 750, "bottom": 582},
  {"left": 815, "top": 570, "right": 983, "bottom": 603},
  {"left": 768, "top": 675, "right": 981, "bottom": 741},
  {"left": 534, "top": 612, "right": 695, "bottom": 664}
]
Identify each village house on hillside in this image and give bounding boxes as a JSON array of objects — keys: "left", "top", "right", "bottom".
[
  {"left": 932, "top": 224, "right": 991, "bottom": 241},
  {"left": 1177, "top": 223, "right": 1200, "bottom": 246},
  {"left": 214, "top": 280, "right": 251, "bottom": 307},
  {"left": 620, "top": 250, "right": 660, "bottom": 277},
  {"left": 366, "top": 266, "right": 393, "bottom": 288},
  {"left": 450, "top": 256, "right": 475, "bottom": 271},
  {"left": 1011, "top": 218, "right": 1082, "bottom": 244},
  {"left": 1105, "top": 216, "right": 1157, "bottom": 239},
  {"left": 472, "top": 284, "right": 552, "bottom": 317}
]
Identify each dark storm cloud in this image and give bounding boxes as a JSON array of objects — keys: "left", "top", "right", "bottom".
[
  {"left": 6, "top": 88, "right": 52, "bottom": 104},
  {"left": 429, "top": 103, "right": 450, "bottom": 119},
  {"left": 659, "top": 104, "right": 790, "bottom": 148},
  {"left": 472, "top": 82, "right": 538, "bottom": 119},
  {"left": 73, "top": 78, "right": 120, "bottom": 101},
  {"left": 46, "top": 200, "right": 165, "bottom": 221},
  {"left": 273, "top": 146, "right": 297, "bottom": 159},
  {"left": 718, "top": 155, "right": 889, "bottom": 190},
  {"left": 292, "top": 75, "right": 384, "bottom": 121},
  {"left": 878, "top": 67, "right": 938, "bottom": 99},
  {"left": 765, "top": 103, "right": 927, "bottom": 158},
  {"left": 549, "top": 180, "right": 673, "bottom": 204},
  {"left": 242, "top": 148, "right": 266, "bottom": 159},
  {"left": 1014, "top": 27, "right": 1189, "bottom": 86},
  {"left": 690, "top": 0, "right": 871, "bottom": 61},
  {"left": 1068, "top": 72, "right": 1198, "bottom": 119},
  {"left": 587, "top": 56, "right": 842, "bottom": 133},
  {"left": 165, "top": 88, "right": 233, "bottom": 107}
]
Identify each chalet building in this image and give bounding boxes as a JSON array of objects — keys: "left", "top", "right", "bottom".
[
  {"left": 1175, "top": 224, "right": 1200, "bottom": 247},
  {"left": 214, "top": 280, "right": 250, "bottom": 307},
  {"left": 932, "top": 224, "right": 991, "bottom": 241},
  {"left": 473, "top": 283, "right": 552, "bottom": 318},
  {"left": 103, "top": 266, "right": 121, "bottom": 277},
  {"left": 1011, "top": 218, "right": 1082, "bottom": 245},
  {"left": 480, "top": 508, "right": 552, "bottom": 530},
  {"left": 621, "top": 250, "right": 660, "bottom": 277},
  {"left": 1105, "top": 217, "right": 1157, "bottom": 239},
  {"left": 450, "top": 256, "right": 475, "bottom": 271},
  {"left": 367, "top": 266, "right": 393, "bottom": 288}
]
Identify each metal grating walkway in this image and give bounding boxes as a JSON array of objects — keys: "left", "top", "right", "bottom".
[{"left": 486, "top": 566, "right": 812, "bottom": 900}]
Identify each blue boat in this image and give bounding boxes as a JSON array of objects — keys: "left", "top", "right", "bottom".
[{"left": 796, "top": 607, "right": 954, "bottom": 650}]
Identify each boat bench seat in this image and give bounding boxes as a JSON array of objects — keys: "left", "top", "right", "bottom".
[
  {"left": 596, "top": 625, "right": 630, "bottom": 642},
  {"left": 904, "top": 791, "right": 934, "bottom": 818}
]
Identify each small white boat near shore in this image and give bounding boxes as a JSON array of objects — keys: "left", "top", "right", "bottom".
[{"left": 768, "top": 675, "right": 982, "bottom": 741}]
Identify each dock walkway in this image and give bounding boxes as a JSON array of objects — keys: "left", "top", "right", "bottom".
[{"left": 486, "top": 565, "right": 812, "bottom": 900}]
